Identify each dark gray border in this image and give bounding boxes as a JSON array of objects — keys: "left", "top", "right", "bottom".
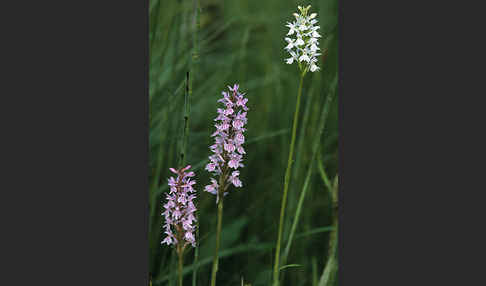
[{"left": 1, "top": 0, "right": 149, "bottom": 285}]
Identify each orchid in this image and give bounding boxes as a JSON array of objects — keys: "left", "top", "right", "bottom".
[
  {"left": 162, "top": 165, "right": 197, "bottom": 248},
  {"left": 208, "top": 84, "right": 249, "bottom": 286},
  {"left": 284, "top": 5, "right": 322, "bottom": 74},
  {"left": 205, "top": 84, "right": 248, "bottom": 202}
]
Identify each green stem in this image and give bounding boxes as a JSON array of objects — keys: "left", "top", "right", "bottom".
[
  {"left": 179, "top": 72, "right": 190, "bottom": 168},
  {"left": 312, "top": 257, "right": 318, "bottom": 286},
  {"left": 178, "top": 250, "right": 184, "bottom": 286},
  {"left": 191, "top": 211, "right": 199, "bottom": 286},
  {"left": 283, "top": 77, "right": 338, "bottom": 264},
  {"left": 273, "top": 74, "right": 305, "bottom": 286},
  {"left": 210, "top": 194, "right": 224, "bottom": 286}
]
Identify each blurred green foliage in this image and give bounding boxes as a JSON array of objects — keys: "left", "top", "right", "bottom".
[{"left": 149, "top": 0, "right": 338, "bottom": 285}]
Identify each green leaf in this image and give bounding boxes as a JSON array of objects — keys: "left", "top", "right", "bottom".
[{"left": 279, "top": 264, "right": 302, "bottom": 271}]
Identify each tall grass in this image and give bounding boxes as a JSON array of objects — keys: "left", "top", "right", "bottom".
[{"left": 150, "top": 0, "right": 338, "bottom": 285}]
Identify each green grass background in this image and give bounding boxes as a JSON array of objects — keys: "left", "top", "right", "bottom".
[{"left": 149, "top": 0, "right": 338, "bottom": 285}]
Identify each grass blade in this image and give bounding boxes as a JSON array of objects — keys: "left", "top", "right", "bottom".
[{"left": 279, "top": 264, "right": 302, "bottom": 271}]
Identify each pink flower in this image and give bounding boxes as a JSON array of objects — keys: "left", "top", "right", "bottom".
[
  {"left": 205, "top": 178, "right": 219, "bottom": 195},
  {"left": 224, "top": 108, "right": 234, "bottom": 116},
  {"left": 232, "top": 120, "right": 244, "bottom": 129},
  {"left": 205, "top": 162, "right": 216, "bottom": 172},
  {"left": 205, "top": 84, "right": 248, "bottom": 202},
  {"left": 162, "top": 236, "right": 172, "bottom": 245},
  {"left": 224, "top": 142, "right": 236, "bottom": 152},
  {"left": 234, "top": 133, "right": 245, "bottom": 144},
  {"left": 162, "top": 165, "right": 197, "bottom": 248},
  {"left": 228, "top": 156, "right": 240, "bottom": 169},
  {"left": 228, "top": 171, "right": 242, "bottom": 187}
]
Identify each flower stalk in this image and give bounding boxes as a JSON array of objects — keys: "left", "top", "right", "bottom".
[
  {"left": 162, "top": 165, "right": 197, "bottom": 286},
  {"left": 206, "top": 84, "right": 249, "bottom": 286},
  {"left": 210, "top": 187, "right": 224, "bottom": 286},
  {"left": 273, "top": 6, "right": 321, "bottom": 285},
  {"left": 273, "top": 73, "right": 305, "bottom": 286},
  {"left": 178, "top": 248, "right": 184, "bottom": 286}
]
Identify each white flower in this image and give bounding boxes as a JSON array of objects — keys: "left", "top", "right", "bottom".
[
  {"left": 299, "top": 54, "right": 310, "bottom": 62},
  {"left": 286, "top": 22, "right": 297, "bottom": 35},
  {"left": 284, "top": 37, "right": 295, "bottom": 49},
  {"left": 284, "top": 6, "right": 321, "bottom": 73}
]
